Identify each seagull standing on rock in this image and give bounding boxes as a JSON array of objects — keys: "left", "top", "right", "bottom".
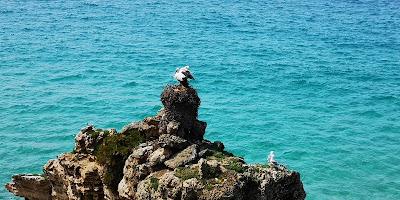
[
  {"left": 174, "top": 66, "right": 194, "bottom": 87},
  {"left": 268, "top": 151, "right": 277, "bottom": 165}
]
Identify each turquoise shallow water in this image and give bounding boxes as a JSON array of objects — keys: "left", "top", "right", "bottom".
[{"left": 1, "top": 0, "right": 400, "bottom": 199}]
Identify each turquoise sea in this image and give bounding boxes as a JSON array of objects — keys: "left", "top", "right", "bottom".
[{"left": 1, "top": 0, "right": 399, "bottom": 199}]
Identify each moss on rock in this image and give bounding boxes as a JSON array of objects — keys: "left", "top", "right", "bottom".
[
  {"left": 94, "top": 129, "right": 144, "bottom": 165},
  {"left": 93, "top": 129, "right": 144, "bottom": 188},
  {"left": 206, "top": 150, "right": 233, "bottom": 162},
  {"left": 175, "top": 167, "right": 200, "bottom": 180},
  {"left": 226, "top": 160, "right": 245, "bottom": 173},
  {"left": 150, "top": 177, "right": 159, "bottom": 190}
]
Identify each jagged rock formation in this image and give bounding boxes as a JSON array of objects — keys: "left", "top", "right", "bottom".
[
  {"left": 159, "top": 85, "right": 205, "bottom": 141},
  {"left": 6, "top": 84, "right": 306, "bottom": 200},
  {"left": 5, "top": 174, "right": 50, "bottom": 200}
]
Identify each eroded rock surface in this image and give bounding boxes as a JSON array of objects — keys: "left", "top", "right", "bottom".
[
  {"left": 6, "top": 84, "right": 306, "bottom": 200},
  {"left": 5, "top": 174, "right": 50, "bottom": 200}
]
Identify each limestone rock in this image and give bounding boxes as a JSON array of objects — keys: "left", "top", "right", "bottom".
[
  {"left": 74, "top": 126, "right": 108, "bottom": 154},
  {"left": 181, "top": 178, "right": 203, "bottom": 200},
  {"left": 157, "top": 171, "right": 183, "bottom": 199},
  {"left": 135, "top": 179, "right": 152, "bottom": 200},
  {"left": 131, "top": 144, "right": 154, "bottom": 159},
  {"left": 159, "top": 85, "right": 203, "bottom": 141},
  {"left": 166, "top": 120, "right": 180, "bottom": 135},
  {"left": 118, "top": 152, "right": 151, "bottom": 199},
  {"left": 148, "top": 148, "right": 173, "bottom": 166},
  {"left": 165, "top": 144, "right": 198, "bottom": 169},
  {"left": 5, "top": 174, "right": 50, "bottom": 200},
  {"left": 43, "top": 153, "right": 116, "bottom": 200},
  {"left": 192, "top": 120, "right": 207, "bottom": 141},
  {"left": 251, "top": 165, "right": 306, "bottom": 200},
  {"left": 158, "top": 134, "right": 189, "bottom": 150},
  {"left": 198, "top": 159, "right": 222, "bottom": 179},
  {"left": 121, "top": 115, "right": 161, "bottom": 140}
]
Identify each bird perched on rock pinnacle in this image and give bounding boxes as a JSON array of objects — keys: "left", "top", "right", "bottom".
[{"left": 174, "top": 66, "right": 194, "bottom": 87}]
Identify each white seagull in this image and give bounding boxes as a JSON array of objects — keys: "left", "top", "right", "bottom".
[
  {"left": 268, "top": 151, "right": 277, "bottom": 164},
  {"left": 174, "top": 66, "right": 194, "bottom": 87}
]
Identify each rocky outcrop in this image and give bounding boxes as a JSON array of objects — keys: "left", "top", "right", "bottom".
[
  {"left": 6, "top": 84, "right": 306, "bottom": 200},
  {"left": 43, "top": 153, "right": 115, "bottom": 200},
  {"left": 159, "top": 85, "right": 206, "bottom": 141},
  {"left": 5, "top": 174, "right": 50, "bottom": 200}
]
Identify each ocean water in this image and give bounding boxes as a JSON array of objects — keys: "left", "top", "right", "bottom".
[{"left": 1, "top": 0, "right": 399, "bottom": 199}]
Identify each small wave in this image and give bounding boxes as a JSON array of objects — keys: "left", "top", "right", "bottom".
[
  {"left": 0, "top": 10, "right": 13, "bottom": 14},
  {"left": 83, "top": 2, "right": 99, "bottom": 7},
  {"left": 49, "top": 74, "right": 84, "bottom": 82},
  {"left": 14, "top": 72, "right": 27, "bottom": 76},
  {"left": 209, "top": 79, "right": 231, "bottom": 85},
  {"left": 81, "top": 16, "right": 95, "bottom": 21},
  {"left": 377, "top": 125, "right": 400, "bottom": 134},
  {"left": 22, "top": 27, "right": 34, "bottom": 32},
  {"left": 59, "top": 96, "right": 89, "bottom": 103},
  {"left": 370, "top": 95, "right": 398, "bottom": 102},
  {"left": 84, "top": 69, "right": 103, "bottom": 74},
  {"left": 291, "top": 79, "right": 326, "bottom": 88},
  {"left": 39, "top": 104, "right": 60, "bottom": 112},
  {"left": 359, "top": 110, "right": 383, "bottom": 118},
  {"left": 7, "top": 104, "right": 31, "bottom": 110},
  {"left": 3, "top": 72, "right": 27, "bottom": 76},
  {"left": 292, "top": 79, "right": 307, "bottom": 85},
  {"left": 123, "top": 81, "right": 138, "bottom": 87}
]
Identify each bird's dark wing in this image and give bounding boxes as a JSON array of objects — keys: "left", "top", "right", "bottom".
[{"left": 182, "top": 71, "right": 194, "bottom": 80}]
